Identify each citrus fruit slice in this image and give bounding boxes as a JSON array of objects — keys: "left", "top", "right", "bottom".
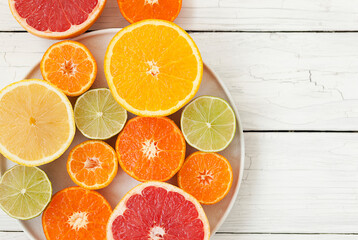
[
  {"left": 42, "top": 186, "right": 112, "bottom": 239},
  {"left": 117, "top": 0, "right": 182, "bottom": 23},
  {"left": 0, "top": 79, "right": 75, "bottom": 166},
  {"left": 181, "top": 96, "right": 236, "bottom": 152},
  {"left": 41, "top": 40, "right": 97, "bottom": 97},
  {"left": 67, "top": 140, "right": 118, "bottom": 190},
  {"left": 116, "top": 117, "right": 186, "bottom": 182},
  {"left": 104, "top": 19, "right": 203, "bottom": 117},
  {"left": 74, "top": 88, "right": 127, "bottom": 140},
  {"left": 107, "top": 181, "right": 210, "bottom": 240},
  {"left": 8, "top": 0, "right": 107, "bottom": 39},
  {"left": 178, "top": 152, "right": 233, "bottom": 204},
  {"left": 0, "top": 165, "right": 52, "bottom": 220}
]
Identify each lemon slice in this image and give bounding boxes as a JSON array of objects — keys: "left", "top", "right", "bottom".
[
  {"left": 181, "top": 96, "right": 236, "bottom": 152},
  {"left": 74, "top": 88, "right": 127, "bottom": 140},
  {"left": 0, "top": 79, "right": 75, "bottom": 166},
  {"left": 0, "top": 165, "right": 52, "bottom": 220}
]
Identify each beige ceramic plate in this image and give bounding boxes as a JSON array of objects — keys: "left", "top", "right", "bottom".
[{"left": 0, "top": 29, "right": 244, "bottom": 239}]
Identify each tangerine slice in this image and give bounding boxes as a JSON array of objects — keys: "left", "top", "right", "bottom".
[
  {"left": 9, "top": 0, "right": 107, "bottom": 39},
  {"left": 118, "top": 0, "right": 182, "bottom": 23},
  {"left": 42, "top": 187, "right": 112, "bottom": 240},
  {"left": 41, "top": 40, "right": 97, "bottom": 97},
  {"left": 178, "top": 152, "right": 233, "bottom": 204},
  {"left": 116, "top": 117, "right": 185, "bottom": 182},
  {"left": 67, "top": 140, "right": 118, "bottom": 190},
  {"left": 107, "top": 181, "right": 210, "bottom": 240},
  {"left": 104, "top": 19, "right": 203, "bottom": 117}
]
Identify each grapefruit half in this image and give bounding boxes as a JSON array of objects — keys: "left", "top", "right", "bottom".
[
  {"left": 107, "top": 181, "right": 210, "bottom": 240},
  {"left": 8, "top": 0, "right": 107, "bottom": 39}
]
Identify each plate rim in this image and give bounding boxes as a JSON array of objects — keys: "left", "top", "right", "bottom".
[{"left": 2, "top": 28, "right": 245, "bottom": 239}]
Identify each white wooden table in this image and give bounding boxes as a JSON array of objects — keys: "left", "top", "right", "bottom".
[{"left": 1, "top": 0, "right": 358, "bottom": 239}]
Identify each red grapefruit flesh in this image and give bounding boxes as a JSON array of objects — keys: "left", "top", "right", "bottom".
[
  {"left": 107, "top": 182, "right": 210, "bottom": 240},
  {"left": 9, "top": 0, "right": 106, "bottom": 39}
]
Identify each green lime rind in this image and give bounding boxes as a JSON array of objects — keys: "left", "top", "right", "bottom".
[
  {"left": 0, "top": 165, "right": 52, "bottom": 220},
  {"left": 181, "top": 96, "right": 236, "bottom": 152},
  {"left": 74, "top": 88, "right": 127, "bottom": 140}
]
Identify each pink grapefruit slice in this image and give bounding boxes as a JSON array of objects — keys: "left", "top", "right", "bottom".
[
  {"left": 8, "top": 0, "right": 107, "bottom": 39},
  {"left": 107, "top": 181, "right": 210, "bottom": 240}
]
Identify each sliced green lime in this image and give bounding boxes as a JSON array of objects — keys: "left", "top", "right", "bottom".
[
  {"left": 74, "top": 88, "right": 127, "bottom": 140},
  {"left": 181, "top": 96, "right": 236, "bottom": 152},
  {"left": 0, "top": 165, "right": 52, "bottom": 220}
]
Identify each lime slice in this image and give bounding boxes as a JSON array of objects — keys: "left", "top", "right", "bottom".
[
  {"left": 181, "top": 96, "right": 236, "bottom": 152},
  {"left": 74, "top": 88, "right": 127, "bottom": 140},
  {"left": 0, "top": 165, "right": 52, "bottom": 220}
]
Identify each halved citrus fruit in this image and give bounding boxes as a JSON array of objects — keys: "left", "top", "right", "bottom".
[
  {"left": 178, "top": 152, "right": 233, "bottom": 204},
  {"left": 67, "top": 140, "right": 118, "bottom": 190},
  {"left": 107, "top": 181, "right": 210, "bottom": 240},
  {"left": 43, "top": 187, "right": 112, "bottom": 240},
  {"left": 104, "top": 19, "right": 203, "bottom": 117},
  {"left": 181, "top": 96, "right": 236, "bottom": 152},
  {"left": 0, "top": 79, "right": 75, "bottom": 166},
  {"left": 0, "top": 165, "right": 52, "bottom": 220},
  {"left": 9, "top": 0, "right": 107, "bottom": 39},
  {"left": 41, "top": 40, "right": 97, "bottom": 97},
  {"left": 116, "top": 117, "right": 186, "bottom": 182},
  {"left": 118, "top": 0, "right": 182, "bottom": 23}
]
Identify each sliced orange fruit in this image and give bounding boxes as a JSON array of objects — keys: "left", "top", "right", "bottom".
[
  {"left": 67, "top": 140, "right": 118, "bottom": 190},
  {"left": 42, "top": 187, "right": 112, "bottom": 240},
  {"left": 116, "top": 117, "right": 186, "bottom": 182},
  {"left": 107, "top": 181, "right": 210, "bottom": 240},
  {"left": 118, "top": 0, "right": 182, "bottom": 23},
  {"left": 104, "top": 19, "right": 203, "bottom": 117},
  {"left": 0, "top": 79, "right": 75, "bottom": 166},
  {"left": 41, "top": 40, "right": 97, "bottom": 97},
  {"left": 178, "top": 152, "right": 233, "bottom": 204},
  {"left": 9, "top": 0, "right": 107, "bottom": 39}
]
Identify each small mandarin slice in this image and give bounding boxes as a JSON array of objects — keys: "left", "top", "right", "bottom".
[
  {"left": 67, "top": 140, "right": 118, "bottom": 190},
  {"left": 116, "top": 117, "right": 186, "bottom": 182},
  {"left": 178, "top": 152, "right": 233, "bottom": 204},
  {"left": 41, "top": 40, "right": 97, "bottom": 96},
  {"left": 117, "top": 0, "right": 182, "bottom": 23},
  {"left": 42, "top": 187, "right": 112, "bottom": 240}
]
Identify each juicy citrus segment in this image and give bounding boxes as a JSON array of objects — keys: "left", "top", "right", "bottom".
[
  {"left": 116, "top": 117, "right": 185, "bottom": 182},
  {"left": 178, "top": 152, "right": 233, "bottom": 205},
  {"left": 107, "top": 181, "right": 210, "bottom": 240},
  {"left": 0, "top": 79, "right": 75, "bottom": 166},
  {"left": 41, "top": 40, "right": 97, "bottom": 96},
  {"left": 105, "top": 19, "right": 203, "bottom": 117},
  {"left": 74, "top": 88, "right": 127, "bottom": 140},
  {"left": 0, "top": 165, "right": 52, "bottom": 220},
  {"left": 181, "top": 96, "right": 236, "bottom": 152},
  {"left": 67, "top": 140, "right": 118, "bottom": 190},
  {"left": 9, "top": 0, "right": 107, "bottom": 39},
  {"left": 42, "top": 187, "right": 112, "bottom": 240},
  {"left": 118, "top": 0, "right": 182, "bottom": 23}
]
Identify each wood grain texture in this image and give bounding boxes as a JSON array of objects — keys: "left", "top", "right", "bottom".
[
  {"left": 2, "top": 133, "right": 358, "bottom": 233},
  {"left": 1, "top": 32, "right": 358, "bottom": 130},
  {"left": 1, "top": 0, "right": 358, "bottom": 31}
]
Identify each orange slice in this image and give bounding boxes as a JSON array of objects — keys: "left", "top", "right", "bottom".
[
  {"left": 9, "top": 0, "right": 106, "bottom": 39},
  {"left": 42, "top": 187, "right": 112, "bottom": 240},
  {"left": 41, "top": 40, "right": 97, "bottom": 97},
  {"left": 107, "top": 181, "right": 210, "bottom": 240},
  {"left": 104, "top": 19, "right": 203, "bottom": 117},
  {"left": 178, "top": 152, "right": 233, "bottom": 204},
  {"left": 118, "top": 0, "right": 182, "bottom": 23},
  {"left": 67, "top": 140, "right": 118, "bottom": 190},
  {"left": 116, "top": 117, "right": 186, "bottom": 182}
]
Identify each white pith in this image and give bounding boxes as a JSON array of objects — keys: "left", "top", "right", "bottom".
[
  {"left": 197, "top": 169, "right": 214, "bottom": 185},
  {"left": 149, "top": 226, "right": 165, "bottom": 240},
  {"left": 67, "top": 212, "right": 89, "bottom": 231},
  {"left": 146, "top": 60, "right": 160, "bottom": 77},
  {"left": 145, "top": 0, "right": 159, "bottom": 5},
  {"left": 142, "top": 139, "right": 160, "bottom": 159}
]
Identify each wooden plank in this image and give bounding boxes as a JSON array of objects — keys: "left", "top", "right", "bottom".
[
  {"left": 1, "top": 32, "right": 358, "bottom": 130},
  {"left": 2, "top": 133, "right": 358, "bottom": 233},
  {"left": 1, "top": 0, "right": 358, "bottom": 31}
]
